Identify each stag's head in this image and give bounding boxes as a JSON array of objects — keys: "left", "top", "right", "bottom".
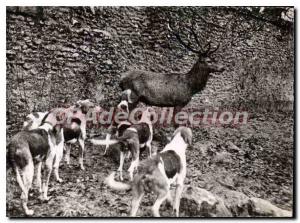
[{"left": 169, "top": 23, "right": 225, "bottom": 74}]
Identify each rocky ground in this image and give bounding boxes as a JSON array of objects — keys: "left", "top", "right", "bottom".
[{"left": 6, "top": 110, "right": 293, "bottom": 217}]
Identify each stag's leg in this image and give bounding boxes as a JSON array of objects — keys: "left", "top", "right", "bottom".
[
  {"left": 173, "top": 106, "right": 183, "bottom": 128},
  {"left": 118, "top": 151, "right": 125, "bottom": 181},
  {"left": 78, "top": 138, "right": 85, "bottom": 170}
]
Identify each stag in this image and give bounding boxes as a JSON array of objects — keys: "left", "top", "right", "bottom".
[{"left": 118, "top": 23, "right": 225, "bottom": 117}]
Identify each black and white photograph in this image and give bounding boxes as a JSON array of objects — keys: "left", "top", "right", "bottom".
[{"left": 5, "top": 6, "right": 294, "bottom": 218}]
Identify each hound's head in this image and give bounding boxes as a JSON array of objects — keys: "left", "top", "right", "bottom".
[
  {"left": 173, "top": 127, "right": 193, "bottom": 146},
  {"left": 118, "top": 100, "right": 129, "bottom": 113},
  {"left": 117, "top": 89, "right": 139, "bottom": 113},
  {"left": 23, "top": 112, "right": 48, "bottom": 130},
  {"left": 75, "top": 99, "right": 95, "bottom": 114},
  {"left": 23, "top": 115, "right": 34, "bottom": 130}
]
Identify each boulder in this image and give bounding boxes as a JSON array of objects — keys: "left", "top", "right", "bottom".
[
  {"left": 221, "top": 189, "right": 250, "bottom": 217},
  {"left": 249, "top": 197, "right": 292, "bottom": 217},
  {"left": 180, "top": 186, "right": 232, "bottom": 217}
]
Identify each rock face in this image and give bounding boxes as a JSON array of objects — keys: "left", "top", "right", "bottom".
[
  {"left": 180, "top": 186, "right": 292, "bottom": 217},
  {"left": 6, "top": 7, "right": 293, "bottom": 136}
]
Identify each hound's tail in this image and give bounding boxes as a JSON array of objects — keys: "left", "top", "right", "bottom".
[
  {"left": 90, "top": 133, "right": 131, "bottom": 146},
  {"left": 90, "top": 138, "right": 119, "bottom": 146},
  {"left": 14, "top": 166, "right": 27, "bottom": 195},
  {"left": 104, "top": 172, "right": 131, "bottom": 191},
  {"left": 9, "top": 146, "right": 28, "bottom": 195}
]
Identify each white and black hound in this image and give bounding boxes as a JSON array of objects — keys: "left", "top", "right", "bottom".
[
  {"left": 105, "top": 127, "right": 192, "bottom": 217},
  {"left": 91, "top": 107, "right": 153, "bottom": 181},
  {"left": 61, "top": 99, "right": 98, "bottom": 170},
  {"left": 8, "top": 113, "right": 64, "bottom": 216},
  {"left": 23, "top": 99, "right": 98, "bottom": 171},
  {"left": 117, "top": 89, "right": 139, "bottom": 114}
]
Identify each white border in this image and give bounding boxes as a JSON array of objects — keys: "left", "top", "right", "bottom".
[
  {"left": 4, "top": 0, "right": 299, "bottom": 6},
  {"left": 1, "top": 1, "right": 298, "bottom": 223}
]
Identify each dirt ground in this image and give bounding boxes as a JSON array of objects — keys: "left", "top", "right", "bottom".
[{"left": 6, "top": 111, "right": 293, "bottom": 217}]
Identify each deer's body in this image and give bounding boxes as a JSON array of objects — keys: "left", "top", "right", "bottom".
[
  {"left": 119, "top": 58, "right": 220, "bottom": 109},
  {"left": 121, "top": 71, "right": 193, "bottom": 107}
]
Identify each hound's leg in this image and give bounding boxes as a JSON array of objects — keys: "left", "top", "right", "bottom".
[
  {"left": 128, "top": 141, "right": 139, "bottom": 180},
  {"left": 173, "top": 178, "right": 184, "bottom": 217},
  {"left": 130, "top": 189, "right": 144, "bottom": 217},
  {"left": 173, "top": 106, "right": 182, "bottom": 128},
  {"left": 64, "top": 144, "right": 71, "bottom": 165},
  {"left": 41, "top": 152, "right": 55, "bottom": 201},
  {"left": 18, "top": 160, "right": 34, "bottom": 216},
  {"left": 80, "top": 120, "right": 87, "bottom": 140},
  {"left": 128, "top": 159, "right": 138, "bottom": 181},
  {"left": 53, "top": 142, "right": 64, "bottom": 183},
  {"left": 128, "top": 152, "right": 139, "bottom": 181},
  {"left": 126, "top": 151, "right": 131, "bottom": 159},
  {"left": 78, "top": 138, "right": 85, "bottom": 170},
  {"left": 41, "top": 165, "right": 52, "bottom": 201},
  {"left": 152, "top": 188, "right": 168, "bottom": 217},
  {"left": 104, "top": 133, "right": 111, "bottom": 155},
  {"left": 166, "top": 190, "right": 173, "bottom": 207},
  {"left": 118, "top": 151, "right": 125, "bottom": 181},
  {"left": 146, "top": 141, "right": 152, "bottom": 157},
  {"left": 36, "top": 161, "right": 42, "bottom": 193}
]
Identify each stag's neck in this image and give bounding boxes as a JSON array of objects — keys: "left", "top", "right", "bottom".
[{"left": 187, "top": 60, "right": 210, "bottom": 93}]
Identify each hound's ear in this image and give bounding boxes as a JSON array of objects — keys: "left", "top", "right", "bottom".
[
  {"left": 75, "top": 100, "right": 82, "bottom": 108},
  {"left": 181, "top": 128, "right": 193, "bottom": 145},
  {"left": 136, "top": 111, "right": 142, "bottom": 120},
  {"left": 53, "top": 124, "right": 62, "bottom": 135},
  {"left": 81, "top": 104, "right": 89, "bottom": 114}
]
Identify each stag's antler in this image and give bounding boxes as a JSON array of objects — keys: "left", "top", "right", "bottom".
[
  {"left": 168, "top": 21, "right": 221, "bottom": 57},
  {"left": 168, "top": 23, "right": 200, "bottom": 54}
]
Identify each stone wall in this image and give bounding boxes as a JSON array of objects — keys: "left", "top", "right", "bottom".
[{"left": 6, "top": 6, "right": 294, "bottom": 135}]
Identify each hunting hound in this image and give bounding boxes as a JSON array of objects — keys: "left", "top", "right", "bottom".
[
  {"left": 8, "top": 113, "right": 63, "bottom": 216},
  {"left": 105, "top": 127, "right": 192, "bottom": 217},
  {"left": 23, "top": 99, "right": 99, "bottom": 171},
  {"left": 91, "top": 107, "right": 154, "bottom": 181}
]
